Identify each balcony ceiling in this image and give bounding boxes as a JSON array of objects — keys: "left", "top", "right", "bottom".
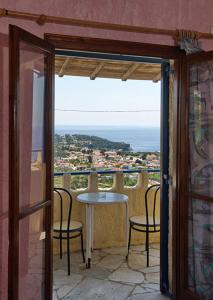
[{"left": 55, "top": 56, "right": 161, "bottom": 82}]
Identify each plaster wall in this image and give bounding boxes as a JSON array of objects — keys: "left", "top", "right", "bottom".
[{"left": 1, "top": 1, "right": 213, "bottom": 299}]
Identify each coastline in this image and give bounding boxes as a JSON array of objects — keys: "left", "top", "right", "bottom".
[{"left": 55, "top": 125, "right": 160, "bottom": 152}]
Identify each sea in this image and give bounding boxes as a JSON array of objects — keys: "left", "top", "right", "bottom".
[{"left": 55, "top": 125, "right": 160, "bottom": 152}]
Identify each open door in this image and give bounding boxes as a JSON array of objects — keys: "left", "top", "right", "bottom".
[
  {"left": 178, "top": 51, "right": 213, "bottom": 299},
  {"left": 9, "top": 25, "right": 54, "bottom": 300}
]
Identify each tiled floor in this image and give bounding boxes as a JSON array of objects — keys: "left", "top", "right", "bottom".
[{"left": 53, "top": 243, "right": 168, "bottom": 300}]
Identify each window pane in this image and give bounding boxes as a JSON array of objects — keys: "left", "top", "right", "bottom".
[{"left": 19, "top": 41, "right": 47, "bottom": 211}]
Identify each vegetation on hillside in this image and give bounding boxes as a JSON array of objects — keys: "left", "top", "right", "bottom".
[{"left": 54, "top": 134, "right": 130, "bottom": 158}]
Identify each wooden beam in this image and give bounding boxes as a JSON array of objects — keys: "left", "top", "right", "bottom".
[
  {"left": 121, "top": 63, "right": 140, "bottom": 81},
  {"left": 46, "top": 34, "right": 184, "bottom": 59},
  {"left": 90, "top": 61, "right": 105, "bottom": 80},
  {"left": 152, "top": 71, "right": 161, "bottom": 82},
  {"left": 58, "top": 57, "right": 70, "bottom": 77}
]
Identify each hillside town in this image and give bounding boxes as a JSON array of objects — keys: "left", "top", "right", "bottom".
[{"left": 54, "top": 133, "right": 160, "bottom": 173}]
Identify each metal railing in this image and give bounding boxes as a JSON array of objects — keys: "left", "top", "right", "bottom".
[{"left": 54, "top": 168, "right": 160, "bottom": 177}]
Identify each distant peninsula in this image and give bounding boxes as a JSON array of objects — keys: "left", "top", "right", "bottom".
[
  {"left": 73, "top": 134, "right": 131, "bottom": 151},
  {"left": 55, "top": 133, "right": 131, "bottom": 151}
]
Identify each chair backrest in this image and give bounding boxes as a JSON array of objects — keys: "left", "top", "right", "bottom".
[
  {"left": 145, "top": 184, "right": 160, "bottom": 229},
  {"left": 54, "top": 188, "right": 73, "bottom": 231}
]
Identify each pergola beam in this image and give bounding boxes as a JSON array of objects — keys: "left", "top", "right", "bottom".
[
  {"left": 58, "top": 57, "right": 70, "bottom": 77},
  {"left": 121, "top": 63, "right": 140, "bottom": 81},
  {"left": 90, "top": 61, "right": 105, "bottom": 80},
  {"left": 152, "top": 71, "right": 161, "bottom": 82}
]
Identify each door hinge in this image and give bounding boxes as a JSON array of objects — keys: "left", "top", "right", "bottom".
[{"left": 163, "top": 174, "right": 172, "bottom": 185}]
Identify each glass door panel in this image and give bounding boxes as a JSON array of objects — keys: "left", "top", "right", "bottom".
[
  {"left": 187, "top": 60, "right": 213, "bottom": 299},
  {"left": 9, "top": 25, "right": 54, "bottom": 300},
  {"left": 19, "top": 41, "right": 47, "bottom": 212},
  {"left": 179, "top": 54, "right": 213, "bottom": 300},
  {"left": 189, "top": 62, "right": 213, "bottom": 197},
  {"left": 19, "top": 209, "right": 45, "bottom": 300}
]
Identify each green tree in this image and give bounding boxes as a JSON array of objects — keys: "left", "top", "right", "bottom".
[{"left": 65, "top": 134, "right": 72, "bottom": 145}]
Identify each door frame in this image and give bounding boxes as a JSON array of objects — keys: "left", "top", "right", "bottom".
[
  {"left": 9, "top": 25, "right": 54, "bottom": 300},
  {"left": 45, "top": 33, "right": 183, "bottom": 299}
]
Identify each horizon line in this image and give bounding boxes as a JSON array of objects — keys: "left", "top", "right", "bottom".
[{"left": 55, "top": 124, "right": 160, "bottom": 128}]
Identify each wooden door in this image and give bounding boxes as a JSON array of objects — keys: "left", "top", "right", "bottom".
[
  {"left": 178, "top": 51, "right": 213, "bottom": 300},
  {"left": 9, "top": 25, "right": 54, "bottom": 300}
]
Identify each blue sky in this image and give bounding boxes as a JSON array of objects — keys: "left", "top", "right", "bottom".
[{"left": 55, "top": 75, "right": 160, "bottom": 127}]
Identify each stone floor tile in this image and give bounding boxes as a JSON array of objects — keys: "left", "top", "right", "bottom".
[
  {"left": 76, "top": 264, "right": 112, "bottom": 280},
  {"left": 120, "top": 262, "right": 128, "bottom": 268},
  {"left": 142, "top": 283, "right": 160, "bottom": 291},
  {"left": 64, "top": 277, "right": 133, "bottom": 300},
  {"left": 140, "top": 266, "right": 160, "bottom": 274},
  {"left": 149, "top": 248, "right": 160, "bottom": 258},
  {"left": 132, "top": 285, "right": 148, "bottom": 294},
  {"left": 130, "top": 245, "right": 146, "bottom": 252},
  {"left": 70, "top": 252, "right": 86, "bottom": 264},
  {"left": 109, "top": 267, "right": 144, "bottom": 284},
  {"left": 52, "top": 290, "right": 58, "bottom": 300},
  {"left": 81, "top": 251, "right": 103, "bottom": 266},
  {"left": 145, "top": 272, "right": 160, "bottom": 284},
  {"left": 53, "top": 285, "right": 58, "bottom": 291},
  {"left": 53, "top": 269, "right": 66, "bottom": 285},
  {"left": 98, "top": 254, "right": 124, "bottom": 270},
  {"left": 54, "top": 269, "right": 83, "bottom": 287},
  {"left": 91, "top": 249, "right": 107, "bottom": 257},
  {"left": 150, "top": 243, "right": 160, "bottom": 250},
  {"left": 53, "top": 256, "right": 67, "bottom": 270},
  {"left": 57, "top": 285, "right": 75, "bottom": 299},
  {"left": 128, "top": 293, "right": 168, "bottom": 300},
  {"left": 102, "top": 247, "right": 127, "bottom": 255},
  {"left": 94, "top": 249, "right": 108, "bottom": 257},
  {"left": 128, "top": 254, "right": 160, "bottom": 270},
  {"left": 53, "top": 252, "right": 86, "bottom": 271}
]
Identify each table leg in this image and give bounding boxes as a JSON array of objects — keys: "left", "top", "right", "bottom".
[
  {"left": 86, "top": 204, "right": 92, "bottom": 268},
  {"left": 125, "top": 202, "right": 129, "bottom": 260}
]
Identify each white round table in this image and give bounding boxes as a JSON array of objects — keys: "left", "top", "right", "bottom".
[{"left": 77, "top": 192, "right": 128, "bottom": 268}]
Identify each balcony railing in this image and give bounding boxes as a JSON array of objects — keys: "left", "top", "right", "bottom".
[{"left": 54, "top": 168, "right": 160, "bottom": 189}]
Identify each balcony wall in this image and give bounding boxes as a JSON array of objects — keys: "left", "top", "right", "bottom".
[{"left": 53, "top": 171, "right": 160, "bottom": 254}]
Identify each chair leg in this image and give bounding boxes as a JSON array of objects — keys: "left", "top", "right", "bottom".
[
  {"left": 59, "top": 233, "right": 62, "bottom": 259},
  {"left": 145, "top": 229, "right": 148, "bottom": 251},
  {"left": 128, "top": 224, "right": 132, "bottom": 255},
  {"left": 146, "top": 229, "right": 149, "bottom": 267},
  {"left": 80, "top": 230, "right": 85, "bottom": 263},
  {"left": 67, "top": 234, "right": 70, "bottom": 276}
]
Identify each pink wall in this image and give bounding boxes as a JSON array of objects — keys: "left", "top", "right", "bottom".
[
  {"left": 1, "top": 1, "right": 213, "bottom": 298},
  {"left": 1, "top": 0, "right": 213, "bottom": 46}
]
